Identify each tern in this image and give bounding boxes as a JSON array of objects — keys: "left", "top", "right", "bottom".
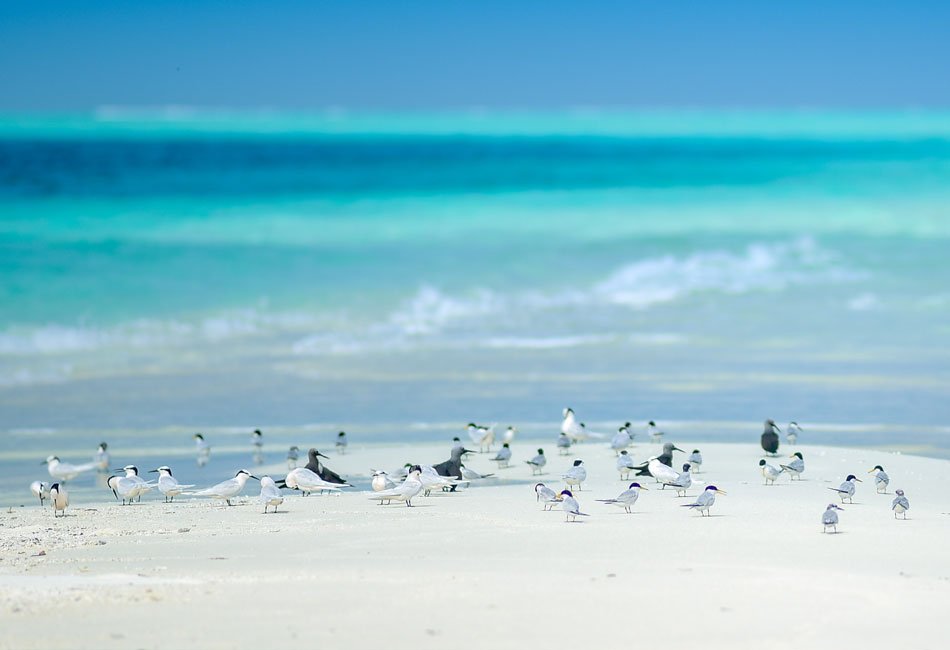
[
  {"left": 828, "top": 475, "right": 862, "bottom": 503},
  {"left": 148, "top": 466, "right": 194, "bottom": 503},
  {"left": 419, "top": 466, "right": 460, "bottom": 495},
  {"left": 868, "top": 465, "right": 890, "bottom": 493},
  {"left": 467, "top": 422, "right": 496, "bottom": 452},
  {"left": 617, "top": 451, "right": 636, "bottom": 480},
  {"left": 43, "top": 456, "right": 97, "bottom": 482},
  {"left": 662, "top": 463, "right": 693, "bottom": 496},
  {"left": 372, "top": 469, "right": 397, "bottom": 493},
  {"left": 759, "top": 459, "right": 784, "bottom": 485},
  {"left": 251, "top": 429, "right": 263, "bottom": 449},
  {"left": 647, "top": 420, "right": 664, "bottom": 443},
  {"left": 780, "top": 452, "right": 805, "bottom": 480},
  {"left": 559, "top": 489, "right": 589, "bottom": 522},
  {"left": 491, "top": 443, "right": 512, "bottom": 468},
  {"left": 192, "top": 469, "right": 258, "bottom": 505},
  {"left": 501, "top": 426, "right": 517, "bottom": 445},
  {"left": 107, "top": 474, "right": 145, "bottom": 505},
  {"left": 787, "top": 421, "right": 802, "bottom": 445},
  {"left": 30, "top": 480, "right": 50, "bottom": 506},
  {"left": 822, "top": 503, "right": 844, "bottom": 533},
  {"left": 286, "top": 446, "right": 300, "bottom": 469},
  {"left": 432, "top": 446, "right": 475, "bottom": 487},
  {"left": 301, "top": 448, "right": 347, "bottom": 484},
  {"left": 336, "top": 431, "right": 348, "bottom": 454},
  {"left": 632, "top": 443, "right": 682, "bottom": 480},
  {"left": 285, "top": 467, "right": 350, "bottom": 496},
  {"left": 115, "top": 465, "right": 154, "bottom": 501},
  {"left": 561, "top": 408, "right": 585, "bottom": 442},
  {"left": 597, "top": 482, "right": 647, "bottom": 513},
  {"left": 49, "top": 483, "right": 68, "bottom": 517},
  {"left": 687, "top": 449, "right": 703, "bottom": 472},
  {"left": 193, "top": 433, "right": 211, "bottom": 467},
  {"left": 525, "top": 448, "right": 547, "bottom": 475},
  {"left": 681, "top": 485, "right": 726, "bottom": 516},
  {"left": 369, "top": 465, "right": 423, "bottom": 506},
  {"left": 259, "top": 476, "right": 285, "bottom": 513},
  {"left": 94, "top": 442, "right": 110, "bottom": 472},
  {"left": 535, "top": 483, "right": 559, "bottom": 510},
  {"left": 460, "top": 466, "right": 494, "bottom": 481},
  {"left": 761, "top": 419, "right": 781, "bottom": 456},
  {"left": 610, "top": 425, "right": 633, "bottom": 454},
  {"left": 557, "top": 432, "right": 572, "bottom": 455},
  {"left": 562, "top": 459, "right": 587, "bottom": 490},
  {"left": 891, "top": 489, "right": 909, "bottom": 519}
]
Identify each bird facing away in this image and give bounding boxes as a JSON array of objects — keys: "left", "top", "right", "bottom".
[
  {"left": 193, "top": 433, "right": 211, "bottom": 466},
  {"left": 559, "top": 489, "right": 589, "bottom": 522},
  {"left": 556, "top": 433, "right": 572, "bottom": 455},
  {"left": 681, "top": 485, "right": 726, "bottom": 516},
  {"left": 761, "top": 419, "right": 781, "bottom": 455},
  {"left": 525, "top": 448, "right": 547, "bottom": 475},
  {"left": 868, "top": 465, "right": 890, "bottom": 493},
  {"left": 828, "top": 475, "right": 862, "bottom": 503},
  {"left": 286, "top": 446, "right": 300, "bottom": 469},
  {"left": 616, "top": 451, "right": 636, "bottom": 480},
  {"left": 610, "top": 425, "right": 633, "bottom": 454},
  {"left": 49, "top": 483, "right": 68, "bottom": 517},
  {"left": 562, "top": 459, "right": 587, "bottom": 490},
  {"left": 662, "top": 463, "right": 693, "bottom": 496},
  {"left": 822, "top": 504, "right": 844, "bottom": 533},
  {"left": 491, "top": 443, "right": 512, "bottom": 468},
  {"left": 336, "top": 431, "right": 348, "bottom": 454},
  {"left": 759, "top": 459, "right": 784, "bottom": 485},
  {"left": 891, "top": 489, "right": 910, "bottom": 519},
  {"left": 786, "top": 421, "right": 802, "bottom": 444},
  {"left": 596, "top": 482, "right": 648, "bottom": 513},
  {"left": 687, "top": 449, "right": 703, "bottom": 472},
  {"left": 94, "top": 442, "right": 110, "bottom": 472},
  {"left": 259, "top": 476, "right": 284, "bottom": 513},
  {"left": 780, "top": 452, "right": 805, "bottom": 480}
]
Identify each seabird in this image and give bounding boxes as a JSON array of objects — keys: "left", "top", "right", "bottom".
[
  {"left": 30, "top": 480, "right": 50, "bottom": 506},
  {"left": 759, "top": 459, "right": 784, "bottom": 485},
  {"left": 632, "top": 443, "right": 683, "bottom": 480},
  {"left": 114, "top": 465, "right": 153, "bottom": 501},
  {"left": 467, "top": 422, "right": 496, "bottom": 452},
  {"left": 525, "top": 448, "right": 547, "bottom": 475},
  {"left": 687, "top": 449, "right": 703, "bottom": 472},
  {"left": 304, "top": 448, "right": 347, "bottom": 484},
  {"left": 193, "top": 433, "right": 211, "bottom": 467},
  {"left": 559, "top": 489, "right": 589, "bottom": 523},
  {"left": 491, "top": 443, "right": 512, "bottom": 468},
  {"left": 616, "top": 450, "right": 636, "bottom": 480},
  {"left": 610, "top": 425, "right": 633, "bottom": 455},
  {"left": 561, "top": 408, "right": 585, "bottom": 442},
  {"left": 597, "top": 482, "right": 647, "bottom": 513},
  {"left": 335, "top": 431, "right": 348, "bottom": 454},
  {"left": 107, "top": 474, "right": 143, "bottom": 505},
  {"left": 371, "top": 469, "right": 396, "bottom": 493},
  {"left": 891, "top": 489, "right": 909, "bottom": 519},
  {"left": 868, "top": 465, "right": 890, "bottom": 493},
  {"left": 43, "top": 456, "right": 96, "bottom": 482},
  {"left": 501, "top": 426, "right": 517, "bottom": 445},
  {"left": 191, "top": 469, "right": 258, "bottom": 506},
  {"left": 258, "top": 476, "right": 284, "bottom": 513},
  {"left": 662, "top": 463, "right": 693, "bottom": 496},
  {"left": 286, "top": 446, "right": 300, "bottom": 469},
  {"left": 760, "top": 419, "right": 781, "bottom": 456},
  {"left": 251, "top": 429, "right": 263, "bottom": 448},
  {"left": 49, "top": 483, "right": 68, "bottom": 517},
  {"left": 562, "top": 459, "right": 587, "bottom": 490},
  {"left": 647, "top": 420, "right": 664, "bottom": 443},
  {"left": 432, "top": 446, "right": 474, "bottom": 488},
  {"left": 681, "top": 485, "right": 726, "bottom": 516},
  {"left": 284, "top": 467, "right": 350, "bottom": 496},
  {"left": 535, "top": 483, "right": 559, "bottom": 510},
  {"left": 822, "top": 503, "right": 844, "bottom": 533},
  {"left": 828, "top": 474, "right": 862, "bottom": 503},
  {"left": 557, "top": 432, "right": 572, "bottom": 455},
  {"left": 148, "top": 466, "right": 194, "bottom": 503},
  {"left": 780, "top": 452, "right": 805, "bottom": 480},
  {"left": 94, "top": 442, "right": 110, "bottom": 472},
  {"left": 369, "top": 465, "right": 423, "bottom": 506},
  {"left": 786, "top": 421, "right": 802, "bottom": 445}
]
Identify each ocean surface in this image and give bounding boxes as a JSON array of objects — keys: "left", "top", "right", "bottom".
[{"left": 2, "top": 109, "right": 950, "bottom": 502}]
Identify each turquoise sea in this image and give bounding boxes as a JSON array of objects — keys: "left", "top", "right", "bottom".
[{"left": 2, "top": 110, "right": 950, "bottom": 501}]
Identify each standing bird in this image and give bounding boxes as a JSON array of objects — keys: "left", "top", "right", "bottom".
[
  {"left": 610, "top": 425, "right": 633, "bottom": 455},
  {"left": 597, "top": 482, "right": 647, "bottom": 513},
  {"left": 284, "top": 467, "right": 350, "bottom": 496},
  {"left": 633, "top": 443, "right": 683, "bottom": 480},
  {"left": 525, "top": 448, "right": 547, "bottom": 475},
  {"left": 251, "top": 429, "right": 264, "bottom": 465},
  {"left": 868, "top": 465, "right": 890, "bottom": 493},
  {"left": 94, "top": 442, "right": 110, "bottom": 472},
  {"left": 828, "top": 474, "right": 862, "bottom": 504},
  {"left": 535, "top": 483, "right": 559, "bottom": 510},
  {"left": 760, "top": 419, "right": 781, "bottom": 456},
  {"left": 192, "top": 469, "right": 258, "bottom": 506},
  {"left": 780, "top": 452, "right": 805, "bottom": 480},
  {"left": 682, "top": 485, "right": 726, "bottom": 516},
  {"left": 371, "top": 470, "right": 397, "bottom": 493},
  {"left": 647, "top": 420, "right": 664, "bottom": 444},
  {"left": 759, "top": 459, "right": 785, "bottom": 485},
  {"left": 560, "top": 408, "right": 585, "bottom": 442},
  {"left": 49, "top": 483, "right": 68, "bottom": 517},
  {"left": 43, "top": 456, "right": 97, "bottom": 482},
  {"left": 822, "top": 504, "right": 844, "bottom": 533},
  {"left": 501, "top": 426, "right": 517, "bottom": 445},
  {"left": 559, "top": 489, "right": 589, "bottom": 522},
  {"left": 467, "top": 423, "right": 496, "bottom": 452},
  {"left": 491, "top": 443, "right": 512, "bottom": 468},
  {"left": 662, "top": 463, "right": 693, "bottom": 496},
  {"left": 149, "top": 466, "right": 194, "bottom": 503},
  {"left": 107, "top": 474, "right": 144, "bottom": 505},
  {"left": 30, "top": 480, "right": 50, "bottom": 506},
  {"left": 451, "top": 437, "right": 465, "bottom": 453},
  {"left": 556, "top": 432, "right": 572, "bottom": 455},
  {"left": 258, "top": 476, "right": 284, "bottom": 513},
  {"left": 891, "top": 489, "right": 910, "bottom": 519},
  {"left": 368, "top": 466, "right": 423, "bottom": 507},
  {"left": 432, "top": 446, "right": 475, "bottom": 489},
  {"left": 303, "top": 448, "right": 347, "bottom": 484},
  {"left": 562, "top": 459, "right": 587, "bottom": 491},
  {"left": 687, "top": 449, "right": 703, "bottom": 473},
  {"left": 115, "top": 465, "right": 153, "bottom": 501},
  {"left": 786, "top": 421, "right": 802, "bottom": 445},
  {"left": 286, "top": 446, "right": 300, "bottom": 469},
  {"left": 193, "top": 433, "right": 211, "bottom": 467},
  {"left": 616, "top": 450, "right": 636, "bottom": 480},
  {"left": 335, "top": 431, "right": 348, "bottom": 455}
]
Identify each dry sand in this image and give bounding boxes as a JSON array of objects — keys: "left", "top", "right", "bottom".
[{"left": 1, "top": 441, "right": 948, "bottom": 649}]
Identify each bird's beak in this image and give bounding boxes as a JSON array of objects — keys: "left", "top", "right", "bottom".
[
  {"left": 462, "top": 449, "right": 475, "bottom": 454},
  {"left": 317, "top": 452, "right": 328, "bottom": 459},
  {"left": 716, "top": 489, "right": 728, "bottom": 495},
  {"left": 672, "top": 446, "right": 684, "bottom": 452},
  {"left": 40, "top": 460, "right": 47, "bottom": 465},
  {"left": 866, "top": 469, "right": 876, "bottom": 473},
  {"left": 113, "top": 468, "right": 125, "bottom": 472},
  {"left": 148, "top": 469, "right": 158, "bottom": 473},
  {"left": 250, "top": 475, "right": 261, "bottom": 481},
  {"left": 640, "top": 486, "right": 649, "bottom": 491},
  {"left": 854, "top": 478, "right": 863, "bottom": 482}
]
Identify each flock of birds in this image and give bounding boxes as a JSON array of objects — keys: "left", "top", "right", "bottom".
[{"left": 28, "top": 410, "right": 911, "bottom": 531}]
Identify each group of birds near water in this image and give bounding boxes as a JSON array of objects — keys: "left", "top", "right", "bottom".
[{"left": 28, "top": 411, "right": 911, "bottom": 532}]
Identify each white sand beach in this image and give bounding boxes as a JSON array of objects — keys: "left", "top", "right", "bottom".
[{"left": 2, "top": 441, "right": 948, "bottom": 650}]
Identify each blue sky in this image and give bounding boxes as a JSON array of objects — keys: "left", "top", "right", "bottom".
[{"left": 2, "top": 0, "right": 949, "bottom": 111}]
